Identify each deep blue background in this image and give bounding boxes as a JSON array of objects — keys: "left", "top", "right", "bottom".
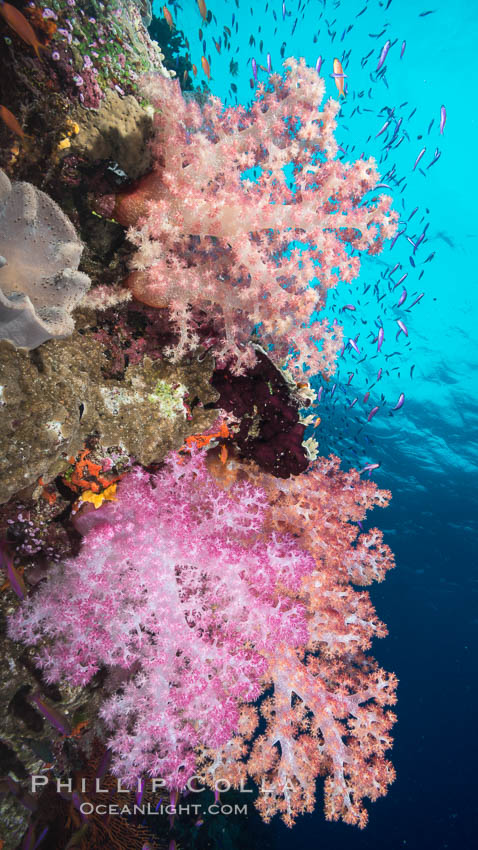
[{"left": 153, "top": 2, "right": 478, "bottom": 847}]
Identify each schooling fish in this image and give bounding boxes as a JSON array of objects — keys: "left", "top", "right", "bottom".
[
  {"left": 377, "top": 367, "right": 383, "bottom": 381},
  {"left": 0, "top": 2, "right": 45, "bottom": 60},
  {"left": 376, "top": 39, "right": 391, "bottom": 71},
  {"left": 267, "top": 52, "right": 272, "bottom": 72},
  {"left": 30, "top": 693, "right": 72, "bottom": 736},
  {"left": 392, "top": 392, "right": 405, "bottom": 410},
  {"left": 0, "top": 541, "right": 26, "bottom": 600},
  {"left": 396, "top": 319, "right": 408, "bottom": 336},
  {"left": 377, "top": 326, "right": 384, "bottom": 351},
  {"left": 251, "top": 57, "right": 258, "bottom": 80},
  {"left": 400, "top": 40, "right": 406, "bottom": 58},
  {"left": 397, "top": 288, "right": 407, "bottom": 307},
  {"left": 0, "top": 104, "right": 25, "bottom": 138},
  {"left": 413, "top": 147, "right": 426, "bottom": 170},
  {"left": 359, "top": 462, "right": 381, "bottom": 474},
  {"left": 439, "top": 105, "right": 447, "bottom": 134},
  {"left": 197, "top": 0, "right": 207, "bottom": 21},
  {"left": 367, "top": 406, "right": 380, "bottom": 422},
  {"left": 316, "top": 55, "right": 323, "bottom": 73},
  {"left": 192, "top": 63, "right": 198, "bottom": 76},
  {"left": 409, "top": 292, "right": 424, "bottom": 307},
  {"left": 348, "top": 338, "right": 360, "bottom": 354},
  {"left": 163, "top": 5, "right": 174, "bottom": 29},
  {"left": 332, "top": 58, "right": 346, "bottom": 97},
  {"left": 201, "top": 55, "right": 211, "bottom": 79}
]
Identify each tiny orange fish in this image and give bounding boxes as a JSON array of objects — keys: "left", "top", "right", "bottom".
[
  {"left": 183, "top": 69, "right": 189, "bottom": 85},
  {"left": 332, "top": 57, "right": 346, "bottom": 98},
  {"left": 0, "top": 2, "right": 45, "bottom": 60},
  {"left": 192, "top": 63, "right": 197, "bottom": 77},
  {"left": 0, "top": 104, "right": 24, "bottom": 138},
  {"left": 201, "top": 55, "right": 211, "bottom": 80},
  {"left": 219, "top": 445, "right": 228, "bottom": 464},
  {"left": 214, "top": 40, "right": 221, "bottom": 54},
  {"left": 162, "top": 4, "right": 174, "bottom": 30},
  {"left": 197, "top": 0, "right": 207, "bottom": 22}
]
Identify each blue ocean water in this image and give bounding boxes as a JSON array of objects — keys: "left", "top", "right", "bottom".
[{"left": 152, "top": 1, "right": 478, "bottom": 848}]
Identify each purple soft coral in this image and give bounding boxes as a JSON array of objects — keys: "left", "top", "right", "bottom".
[{"left": 8, "top": 450, "right": 315, "bottom": 787}]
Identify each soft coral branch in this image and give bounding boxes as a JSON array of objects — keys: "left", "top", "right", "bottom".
[{"left": 115, "top": 58, "right": 397, "bottom": 375}]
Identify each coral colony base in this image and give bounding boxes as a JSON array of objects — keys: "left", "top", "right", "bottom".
[{"left": 0, "top": 4, "right": 399, "bottom": 846}]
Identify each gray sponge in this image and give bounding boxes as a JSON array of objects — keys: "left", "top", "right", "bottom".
[{"left": 0, "top": 169, "right": 90, "bottom": 349}]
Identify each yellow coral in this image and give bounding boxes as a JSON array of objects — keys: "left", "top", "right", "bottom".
[{"left": 79, "top": 483, "right": 117, "bottom": 509}]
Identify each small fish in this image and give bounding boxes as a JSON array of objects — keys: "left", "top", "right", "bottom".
[
  {"left": 359, "top": 462, "right": 380, "bottom": 474},
  {"left": 317, "top": 386, "right": 324, "bottom": 402},
  {"left": 282, "top": 2, "right": 286, "bottom": 21},
  {"left": 219, "top": 445, "right": 228, "bottom": 464},
  {"left": 267, "top": 52, "right": 272, "bottom": 72},
  {"left": 348, "top": 397, "right": 358, "bottom": 408},
  {"left": 30, "top": 693, "right": 72, "bottom": 736},
  {"left": 376, "top": 39, "right": 391, "bottom": 72},
  {"left": 363, "top": 391, "right": 370, "bottom": 403},
  {"left": 377, "top": 326, "right": 384, "bottom": 352},
  {"left": 251, "top": 57, "right": 258, "bottom": 81},
  {"left": 400, "top": 40, "right": 406, "bottom": 58},
  {"left": 192, "top": 63, "right": 198, "bottom": 76},
  {"left": 367, "top": 406, "right": 380, "bottom": 422},
  {"left": 332, "top": 58, "right": 346, "bottom": 97},
  {"left": 197, "top": 0, "right": 207, "bottom": 21},
  {"left": 163, "top": 5, "right": 174, "bottom": 29},
  {"left": 348, "top": 338, "right": 360, "bottom": 354},
  {"left": 377, "top": 367, "right": 383, "bottom": 381},
  {"left": 392, "top": 392, "right": 405, "bottom": 410},
  {"left": 0, "top": 541, "right": 26, "bottom": 600},
  {"left": 413, "top": 147, "right": 426, "bottom": 170},
  {"left": 201, "top": 55, "right": 211, "bottom": 79},
  {"left": 396, "top": 319, "right": 408, "bottom": 336},
  {"left": 0, "top": 2, "right": 45, "bottom": 60},
  {"left": 409, "top": 292, "right": 424, "bottom": 307},
  {"left": 439, "top": 105, "right": 447, "bottom": 134},
  {"left": 342, "top": 304, "right": 356, "bottom": 311},
  {"left": 0, "top": 104, "right": 25, "bottom": 138},
  {"left": 316, "top": 55, "right": 323, "bottom": 74},
  {"left": 427, "top": 149, "right": 441, "bottom": 168},
  {"left": 394, "top": 272, "right": 408, "bottom": 288},
  {"left": 347, "top": 372, "right": 354, "bottom": 385},
  {"left": 397, "top": 288, "right": 407, "bottom": 307}
]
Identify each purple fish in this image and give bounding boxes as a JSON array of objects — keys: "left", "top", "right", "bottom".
[
  {"left": 396, "top": 319, "right": 408, "bottom": 336},
  {"left": 30, "top": 693, "right": 72, "bottom": 736},
  {"left": 400, "top": 40, "right": 406, "bottom": 58},
  {"left": 377, "top": 367, "right": 383, "bottom": 381},
  {"left": 389, "top": 262, "right": 400, "bottom": 276},
  {"left": 409, "top": 292, "right": 425, "bottom": 308},
  {"left": 267, "top": 52, "right": 272, "bottom": 72},
  {"left": 357, "top": 520, "right": 364, "bottom": 531},
  {"left": 413, "top": 147, "right": 426, "bottom": 170},
  {"left": 377, "top": 39, "right": 391, "bottom": 71},
  {"left": 375, "top": 119, "right": 390, "bottom": 138},
  {"left": 342, "top": 304, "right": 356, "bottom": 311},
  {"left": 348, "top": 338, "right": 360, "bottom": 354},
  {"left": 316, "top": 55, "right": 323, "bottom": 73},
  {"left": 393, "top": 272, "right": 408, "bottom": 289},
  {"left": 348, "top": 397, "right": 358, "bottom": 408},
  {"left": 347, "top": 372, "right": 354, "bottom": 385},
  {"left": 397, "top": 288, "right": 407, "bottom": 307},
  {"left": 331, "top": 383, "right": 337, "bottom": 397},
  {"left": 317, "top": 386, "right": 324, "bottom": 402},
  {"left": 377, "top": 326, "right": 384, "bottom": 352},
  {"left": 427, "top": 149, "right": 441, "bottom": 168},
  {"left": 439, "top": 105, "right": 446, "bottom": 135},
  {"left": 390, "top": 227, "right": 406, "bottom": 249},
  {"left": 363, "top": 391, "right": 370, "bottom": 403},
  {"left": 367, "top": 406, "right": 380, "bottom": 422},
  {"left": 251, "top": 58, "right": 258, "bottom": 81},
  {"left": 0, "top": 541, "right": 26, "bottom": 600},
  {"left": 392, "top": 392, "right": 405, "bottom": 411},
  {"left": 282, "top": 1, "right": 286, "bottom": 20}
]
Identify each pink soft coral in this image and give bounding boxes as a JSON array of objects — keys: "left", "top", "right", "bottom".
[
  {"left": 9, "top": 449, "right": 396, "bottom": 829},
  {"left": 8, "top": 450, "right": 314, "bottom": 787},
  {"left": 115, "top": 58, "right": 397, "bottom": 375}
]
